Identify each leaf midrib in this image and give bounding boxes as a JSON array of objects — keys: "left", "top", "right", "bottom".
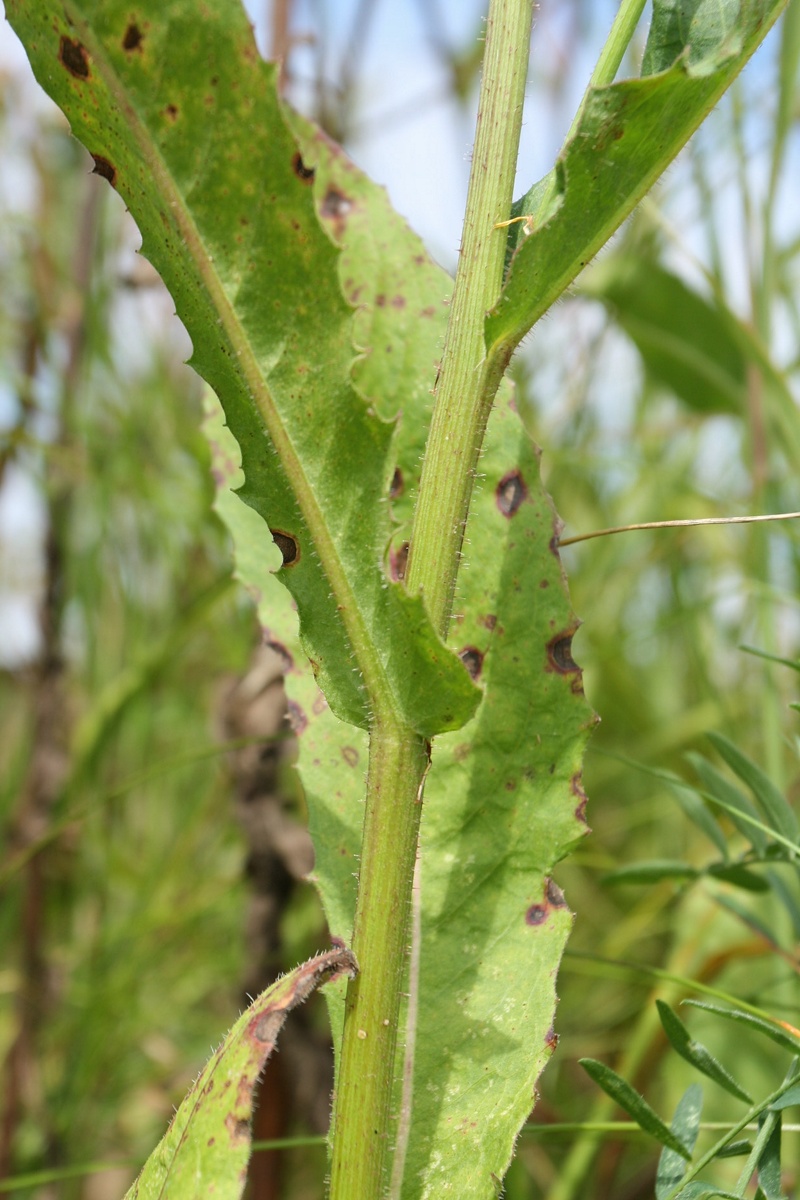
[{"left": 71, "top": 7, "right": 398, "bottom": 727}]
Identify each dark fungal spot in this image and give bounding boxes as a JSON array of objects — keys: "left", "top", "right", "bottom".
[
  {"left": 545, "top": 1026, "right": 559, "bottom": 1053},
  {"left": 122, "top": 23, "right": 143, "bottom": 51},
  {"left": 341, "top": 746, "right": 359, "bottom": 767},
  {"left": 389, "top": 541, "right": 409, "bottom": 582},
  {"left": 525, "top": 904, "right": 547, "bottom": 926},
  {"left": 458, "top": 646, "right": 484, "bottom": 681},
  {"left": 546, "top": 877, "right": 567, "bottom": 908},
  {"left": 291, "top": 152, "right": 315, "bottom": 184},
  {"left": 320, "top": 187, "right": 353, "bottom": 219},
  {"left": 286, "top": 700, "right": 307, "bottom": 734},
  {"left": 253, "top": 1011, "right": 282, "bottom": 1045},
  {"left": 270, "top": 528, "right": 300, "bottom": 567},
  {"left": 389, "top": 467, "right": 403, "bottom": 499},
  {"left": 59, "top": 36, "right": 90, "bottom": 79},
  {"left": 265, "top": 638, "right": 294, "bottom": 674},
  {"left": 165, "top": 103, "right": 179, "bottom": 121},
  {"left": 496, "top": 469, "right": 527, "bottom": 517},
  {"left": 547, "top": 632, "right": 579, "bottom": 674},
  {"left": 91, "top": 155, "right": 117, "bottom": 187}
]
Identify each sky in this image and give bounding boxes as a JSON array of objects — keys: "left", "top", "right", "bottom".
[{"left": 0, "top": 1, "right": 793, "bottom": 666}]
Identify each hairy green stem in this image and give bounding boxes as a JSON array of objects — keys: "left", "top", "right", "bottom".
[
  {"left": 328, "top": 2, "right": 534, "bottom": 1196},
  {"left": 564, "top": 0, "right": 647, "bottom": 145},
  {"left": 405, "top": 0, "right": 535, "bottom": 637},
  {"left": 328, "top": 724, "right": 428, "bottom": 1198}
]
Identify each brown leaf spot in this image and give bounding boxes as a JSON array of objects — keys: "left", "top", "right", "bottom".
[
  {"left": 225, "top": 1114, "right": 250, "bottom": 1144},
  {"left": 545, "top": 877, "right": 567, "bottom": 908},
  {"left": 544, "top": 1026, "right": 559, "bottom": 1053},
  {"left": 480, "top": 613, "right": 497, "bottom": 631},
  {"left": 458, "top": 645, "right": 484, "bottom": 681},
  {"left": 453, "top": 743, "right": 471, "bottom": 762},
  {"left": 547, "top": 631, "right": 579, "bottom": 674},
  {"left": 122, "top": 23, "right": 143, "bottom": 51},
  {"left": 320, "top": 187, "right": 353, "bottom": 219},
  {"left": 165, "top": 103, "right": 179, "bottom": 121},
  {"left": 496, "top": 469, "right": 527, "bottom": 517},
  {"left": 341, "top": 746, "right": 359, "bottom": 768},
  {"left": 265, "top": 638, "right": 294, "bottom": 674},
  {"left": 389, "top": 541, "right": 409, "bottom": 582},
  {"left": 270, "top": 529, "right": 300, "bottom": 567},
  {"left": 253, "top": 1010, "right": 283, "bottom": 1045},
  {"left": 525, "top": 904, "right": 548, "bottom": 926},
  {"left": 389, "top": 467, "right": 404, "bottom": 499},
  {"left": 286, "top": 701, "right": 307, "bottom": 734},
  {"left": 59, "top": 36, "right": 90, "bottom": 79},
  {"left": 91, "top": 155, "right": 117, "bottom": 187},
  {"left": 391, "top": 295, "right": 407, "bottom": 308},
  {"left": 291, "top": 152, "right": 315, "bottom": 184}
]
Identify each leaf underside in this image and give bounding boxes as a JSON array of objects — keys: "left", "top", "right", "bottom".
[{"left": 124, "top": 949, "right": 356, "bottom": 1200}]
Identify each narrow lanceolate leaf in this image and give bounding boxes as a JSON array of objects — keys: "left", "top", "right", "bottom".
[
  {"left": 707, "top": 733, "right": 799, "bottom": 846},
  {"left": 486, "top": 0, "right": 788, "bottom": 361},
  {"left": 684, "top": 1002, "right": 800, "bottom": 1055},
  {"left": 656, "top": 1084, "right": 703, "bottom": 1200},
  {"left": 656, "top": 1001, "right": 753, "bottom": 1103},
  {"left": 580, "top": 255, "right": 747, "bottom": 414},
  {"left": 6, "top": 0, "right": 478, "bottom": 738},
  {"left": 580, "top": 1058, "right": 692, "bottom": 1160},
  {"left": 124, "top": 948, "right": 357, "bottom": 1200}
]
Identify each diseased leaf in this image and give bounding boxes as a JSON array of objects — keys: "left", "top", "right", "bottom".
[
  {"left": 487, "top": 0, "right": 788, "bottom": 360},
  {"left": 656, "top": 1084, "right": 704, "bottom": 1200},
  {"left": 281, "top": 119, "right": 595, "bottom": 1198},
  {"left": 580, "top": 1058, "right": 692, "bottom": 1159},
  {"left": 5, "top": 0, "right": 478, "bottom": 740},
  {"left": 124, "top": 948, "right": 357, "bottom": 1200},
  {"left": 656, "top": 1001, "right": 753, "bottom": 1102}
]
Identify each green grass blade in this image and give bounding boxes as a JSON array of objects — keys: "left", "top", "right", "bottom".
[
  {"left": 656, "top": 1001, "right": 753, "bottom": 1103},
  {"left": 5, "top": 0, "right": 478, "bottom": 739},
  {"left": 580, "top": 1058, "right": 692, "bottom": 1159},
  {"left": 124, "top": 949, "right": 356, "bottom": 1200},
  {"left": 687, "top": 752, "right": 768, "bottom": 854},
  {"left": 657, "top": 1084, "right": 704, "bottom": 1200},
  {"left": 486, "top": 0, "right": 788, "bottom": 361}
]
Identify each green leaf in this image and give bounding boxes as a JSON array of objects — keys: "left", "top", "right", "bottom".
[
  {"left": 756, "top": 1114, "right": 783, "bottom": 1200},
  {"left": 486, "top": 0, "right": 788, "bottom": 360},
  {"left": 124, "top": 948, "right": 357, "bottom": 1200},
  {"left": 603, "top": 860, "right": 700, "bottom": 885},
  {"left": 656, "top": 1001, "right": 753, "bottom": 1102},
  {"left": 684, "top": 1002, "right": 800, "bottom": 1055},
  {"left": 707, "top": 733, "right": 799, "bottom": 846},
  {"left": 580, "top": 1058, "right": 692, "bottom": 1159},
  {"left": 212, "top": 107, "right": 594, "bottom": 1195},
  {"left": 706, "top": 863, "right": 771, "bottom": 892},
  {"left": 642, "top": 0, "right": 742, "bottom": 75},
  {"left": 687, "top": 752, "right": 768, "bottom": 855},
  {"left": 5, "top": 0, "right": 478, "bottom": 739},
  {"left": 657, "top": 1084, "right": 704, "bottom": 1199},
  {"left": 580, "top": 255, "right": 746, "bottom": 414},
  {"left": 769, "top": 1084, "right": 800, "bottom": 1110},
  {"left": 671, "top": 783, "right": 731, "bottom": 860}
]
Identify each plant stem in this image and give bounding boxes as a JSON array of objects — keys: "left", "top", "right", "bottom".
[
  {"left": 405, "top": 0, "right": 535, "bottom": 638},
  {"left": 564, "top": 0, "right": 647, "bottom": 145},
  {"left": 328, "top": 724, "right": 428, "bottom": 1198},
  {"left": 328, "top": 3, "right": 534, "bottom": 1196}
]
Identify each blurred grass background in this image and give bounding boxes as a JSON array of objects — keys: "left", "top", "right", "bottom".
[{"left": 2, "top": 2, "right": 800, "bottom": 1198}]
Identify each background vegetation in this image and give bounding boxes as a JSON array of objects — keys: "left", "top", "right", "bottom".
[{"left": 2, "top": 1, "right": 800, "bottom": 1197}]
